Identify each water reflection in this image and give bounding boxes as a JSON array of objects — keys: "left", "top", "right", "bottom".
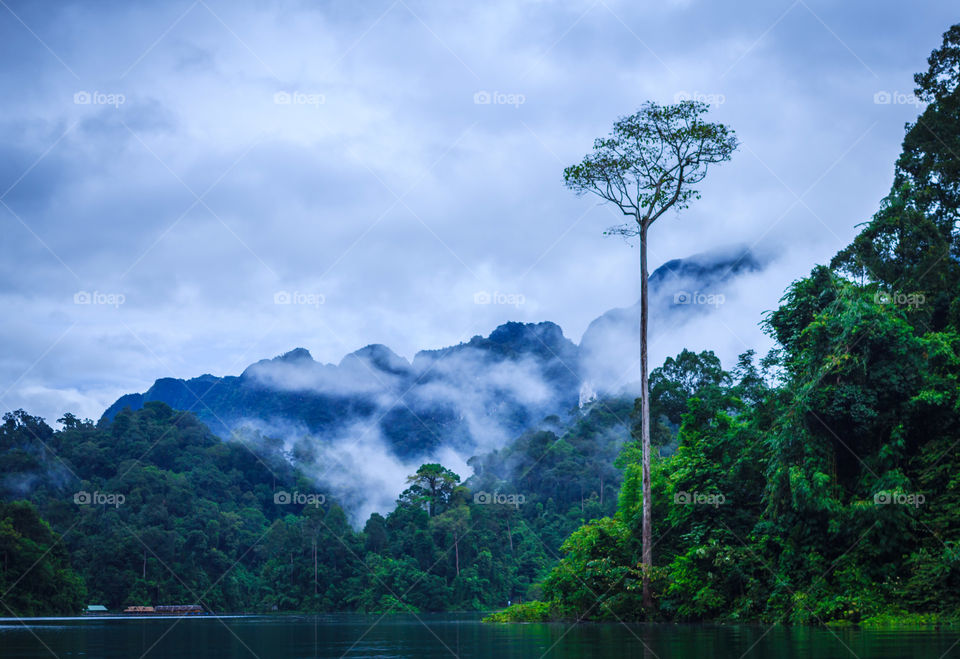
[{"left": 0, "top": 614, "right": 957, "bottom": 658}]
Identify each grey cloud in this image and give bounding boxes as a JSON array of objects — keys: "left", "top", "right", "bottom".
[{"left": 0, "top": 0, "right": 954, "bottom": 428}]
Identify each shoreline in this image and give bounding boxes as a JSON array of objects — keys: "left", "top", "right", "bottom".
[
  {"left": 4, "top": 611, "right": 957, "bottom": 630},
  {"left": 481, "top": 606, "right": 960, "bottom": 630}
]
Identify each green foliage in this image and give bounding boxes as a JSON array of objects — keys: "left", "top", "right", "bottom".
[
  {"left": 857, "top": 611, "right": 959, "bottom": 629},
  {"left": 0, "top": 397, "right": 640, "bottom": 615},
  {"left": 483, "top": 600, "right": 555, "bottom": 622},
  {"left": 645, "top": 349, "right": 731, "bottom": 450},
  {"left": 1, "top": 404, "right": 364, "bottom": 613},
  {"left": 534, "top": 290, "right": 960, "bottom": 623},
  {"left": 832, "top": 24, "right": 960, "bottom": 331},
  {"left": 0, "top": 500, "right": 86, "bottom": 615},
  {"left": 398, "top": 463, "right": 463, "bottom": 516},
  {"left": 542, "top": 516, "right": 646, "bottom": 620}
]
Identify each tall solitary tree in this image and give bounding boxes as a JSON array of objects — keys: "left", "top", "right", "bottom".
[{"left": 563, "top": 101, "right": 737, "bottom": 608}]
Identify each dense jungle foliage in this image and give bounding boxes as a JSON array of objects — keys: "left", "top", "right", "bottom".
[{"left": 0, "top": 395, "right": 629, "bottom": 614}]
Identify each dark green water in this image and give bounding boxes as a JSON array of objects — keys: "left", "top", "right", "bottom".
[{"left": 1, "top": 614, "right": 957, "bottom": 658}]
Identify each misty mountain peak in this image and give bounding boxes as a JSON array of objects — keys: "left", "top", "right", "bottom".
[
  {"left": 412, "top": 321, "right": 576, "bottom": 371},
  {"left": 101, "top": 246, "right": 766, "bottom": 457},
  {"left": 239, "top": 347, "right": 316, "bottom": 380},
  {"left": 276, "top": 347, "right": 314, "bottom": 363},
  {"left": 487, "top": 321, "right": 567, "bottom": 348},
  {"left": 473, "top": 321, "right": 574, "bottom": 359},
  {"left": 579, "top": 244, "right": 770, "bottom": 396},
  {"left": 649, "top": 243, "right": 763, "bottom": 288},
  {"left": 341, "top": 344, "right": 411, "bottom": 375}
]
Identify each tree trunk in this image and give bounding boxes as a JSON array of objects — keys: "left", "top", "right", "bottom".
[
  {"left": 454, "top": 535, "right": 460, "bottom": 577},
  {"left": 640, "top": 221, "right": 653, "bottom": 610}
]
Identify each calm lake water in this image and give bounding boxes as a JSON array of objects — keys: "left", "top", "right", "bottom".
[{"left": 1, "top": 614, "right": 957, "bottom": 658}]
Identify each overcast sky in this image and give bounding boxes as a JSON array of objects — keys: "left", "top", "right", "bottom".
[{"left": 0, "top": 0, "right": 954, "bottom": 423}]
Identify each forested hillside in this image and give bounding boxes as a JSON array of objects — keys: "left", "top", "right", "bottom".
[{"left": 0, "top": 391, "right": 639, "bottom": 614}]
